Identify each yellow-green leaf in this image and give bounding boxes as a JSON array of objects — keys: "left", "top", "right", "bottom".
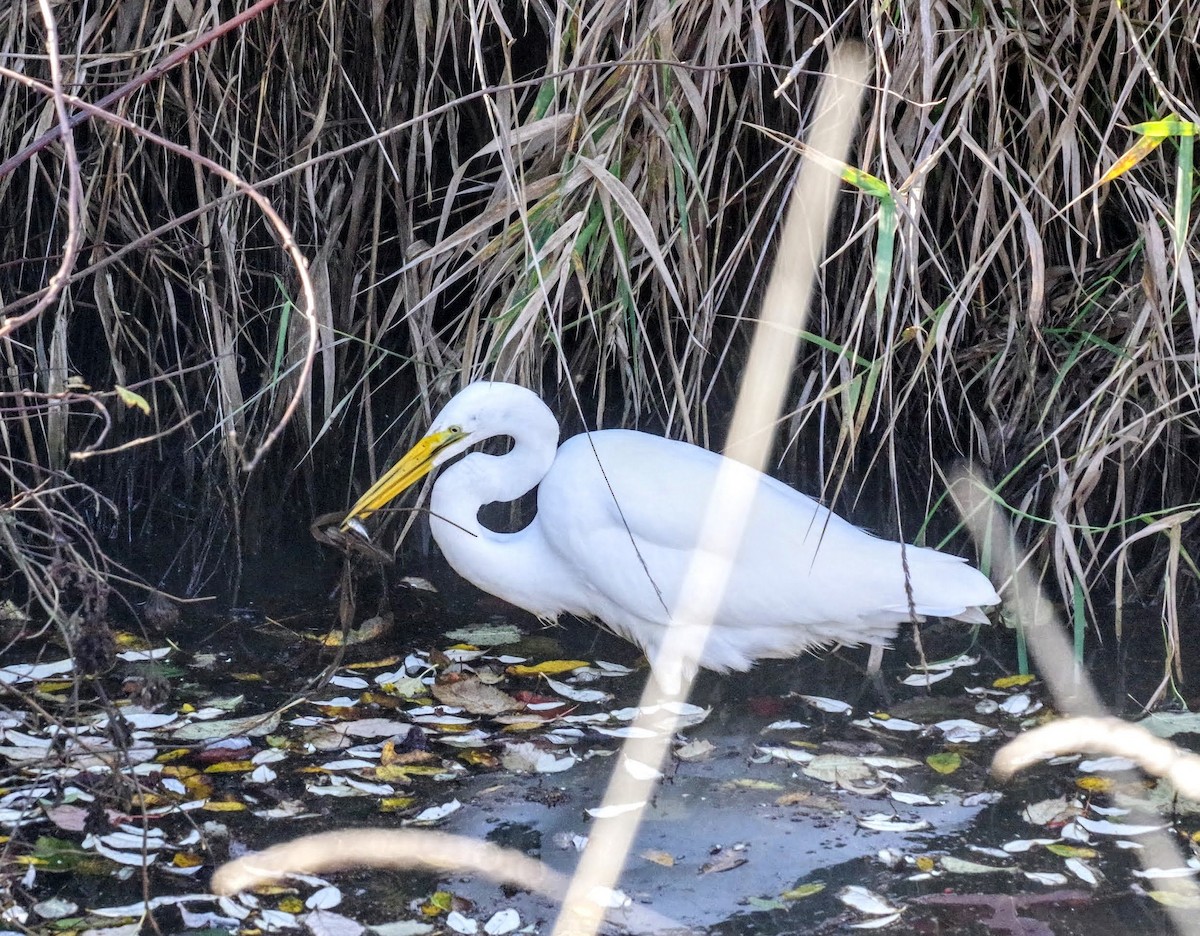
[
  {"left": 114, "top": 385, "right": 151, "bottom": 415},
  {"left": 1099, "top": 134, "right": 1169, "bottom": 185},
  {"left": 781, "top": 882, "right": 826, "bottom": 900},
  {"left": 1045, "top": 844, "right": 1097, "bottom": 859},
  {"left": 1130, "top": 118, "right": 1197, "bottom": 137},
  {"left": 926, "top": 752, "right": 961, "bottom": 774},
  {"left": 1149, "top": 890, "right": 1200, "bottom": 908},
  {"left": 839, "top": 165, "right": 891, "bottom": 200}
]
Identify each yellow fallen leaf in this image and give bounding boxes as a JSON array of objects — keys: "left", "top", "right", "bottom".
[
  {"left": 508, "top": 660, "right": 590, "bottom": 676},
  {"left": 1075, "top": 776, "right": 1114, "bottom": 793},
  {"left": 203, "top": 760, "right": 254, "bottom": 773},
  {"left": 376, "top": 764, "right": 450, "bottom": 781},
  {"left": 915, "top": 855, "right": 936, "bottom": 872},
  {"left": 350, "top": 655, "right": 405, "bottom": 669},
  {"left": 278, "top": 896, "right": 305, "bottom": 914},
  {"left": 380, "top": 797, "right": 418, "bottom": 812},
  {"left": 993, "top": 674, "right": 1036, "bottom": 689},
  {"left": 183, "top": 776, "right": 213, "bottom": 798},
  {"left": 458, "top": 750, "right": 499, "bottom": 769},
  {"left": 641, "top": 849, "right": 675, "bottom": 867},
  {"left": 202, "top": 800, "right": 247, "bottom": 812},
  {"left": 172, "top": 852, "right": 204, "bottom": 868},
  {"left": 720, "top": 779, "right": 784, "bottom": 792}
]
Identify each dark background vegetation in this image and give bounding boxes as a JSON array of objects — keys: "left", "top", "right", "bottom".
[{"left": 1, "top": 0, "right": 1198, "bottom": 690}]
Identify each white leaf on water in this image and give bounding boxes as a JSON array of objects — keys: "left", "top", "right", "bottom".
[
  {"left": 586, "top": 802, "right": 645, "bottom": 819},
  {"left": 798, "top": 695, "right": 853, "bottom": 714},
  {"left": 1076, "top": 815, "right": 1166, "bottom": 836},
  {"left": 445, "top": 911, "right": 477, "bottom": 934},
  {"left": 901, "top": 669, "right": 956, "bottom": 687},
  {"left": 408, "top": 799, "right": 461, "bottom": 824},
  {"left": 1025, "top": 871, "right": 1069, "bottom": 885},
  {"left": 483, "top": 909, "right": 520, "bottom": 935},
  {"left": 1078, "top": 756, "right": 1136, "bottom": 773},
  {"left": 856, "top": 814, "right": 930, "bottom": 833},
  {"left": 1065, "top": 857, "right": 1100, "bottom": 885},
  {"left": 305, "top": 885, "right": 343, "bottom": 910},
  {"left": 543, "top": 677, "right": 611, "bottom": 703},
  {"left": 837, "top": 885, "right": 899, "bottom": 915}
]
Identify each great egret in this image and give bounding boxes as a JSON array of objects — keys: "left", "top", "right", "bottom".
[{"left": 342, "top": 382, "right": 1000, "bottom": 685}]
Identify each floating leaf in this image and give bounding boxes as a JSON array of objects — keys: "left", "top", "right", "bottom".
[
  {"left": 499, "top": 742, "right": 576, "bottom": 775},
  {"left": 445, "top": 910, "right": 477, "bottom": 934},
  {"left": 1025, "top": 871, "right": 1069, "bottom": 886},
  {"left": 1076, "top": 816, "right": 1166, "bottom": 836},
  {"left": 1079, "top": 756, "right": 1136, "bottom": 773},
  {"left": 901, "top": 669, "right": 955, "bottom": 687},
  {"left": 926, "top": 752, "right": 961, "bottom": 775},
  {"left": 891, "top": 791, "right": 938, "bottom": 806},
  {"left": 1045, "top": 844, "right": 1097, "bottom": 859},
  {"left": 483, "top": 908, "right": 520, "bottom": 935},
  {"left": 1133, "top": 867, "right": 1200, "bottom": 880},
  {"left": 318, "top": 614, "right": 393, "bottom": 647},
  {"left": 993, "top": 674, "right": 1036, "bottom": 689},
  {"left": 1075, "top": 776, "right": 1114, "bottom": 793},
  {"left": 856, "top": 814, "right": 930, "bottom": 833},
  {"left": 640, "top": 849, "right": 675, "bottom": 867},
  {"left": 444, "top": 624, "right": 522, "bottom": 645},
  {"left": 674, "top": 739, "right": 715, "bottom": 761},
  {"left": 781, "top": 883, "right": 825, "bottom": 900},
  {"left": 431, "top": 677, "right": 519, "bottom": 715},
  {"left": 407, "top": 800, "right": 462, "bottom": 824},
  {"left": 507, "top": 660, "right": 589, "bottom": 676},
  {"left": 803, "top": 754, "right": 873, "bottom": 783},
  {"left": 700, "top": 847, "right": 748, "bottom": 874},
  {"left": 1148, "top": 890, "right": 1200, "bottom": 908},
  {"left": 940, "top": 856, "right": 1014, "bottom": 875},
  {"left": 1064, "top": 856, "right": 1101, "bottom": 885},
  {"left": 585, "top": 802, "right": 645, "bottom": 819},
  {"left": 837, "top": 885, "right": 899, "bottom": 915},
  {"left": 797, "top": 695, "right": 853, "bottom": 714},
  {"left": 864, "top": 714, "right": 923, "bottom": 732}
]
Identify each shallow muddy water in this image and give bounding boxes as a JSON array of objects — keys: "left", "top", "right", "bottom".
[{"left": 0, "top": 554, "right": 1193, "bottom": 935}]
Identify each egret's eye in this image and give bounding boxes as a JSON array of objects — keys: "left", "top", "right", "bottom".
[{"left": 448, "top": 424, "right": 463, "bottom": 435}]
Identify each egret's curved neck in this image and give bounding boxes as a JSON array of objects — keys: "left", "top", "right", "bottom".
[
  {"left": 426, "top": 402, "right": 567, "bottom": 616},
  {"left": 429, "top": 407, "right": 559, "bottom": 542}
]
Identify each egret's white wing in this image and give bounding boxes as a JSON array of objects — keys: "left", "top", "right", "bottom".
[{"left": 539, "top": 430, "right": 994, "bottom": 641}]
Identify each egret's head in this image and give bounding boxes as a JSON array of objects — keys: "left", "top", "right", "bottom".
[{"left": 340, "top": 382, "right": 545, "bottom": 528}]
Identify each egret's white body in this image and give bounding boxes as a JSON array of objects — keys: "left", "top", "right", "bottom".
[{"left": 344, "top": 382, "right": 1000, "bottom": 686}]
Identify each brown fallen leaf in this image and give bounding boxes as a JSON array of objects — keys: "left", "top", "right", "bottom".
[
  {"left": 775, "top": 790, "right": 845, "bottom": 811},
  {"left": 674, "top": 739, "right": 716, "bottom": 762},
  {"left": 700, "top": 848, "right": 748, "bottom": 875},
  {"left": 431, "top": 675, "right": 520, "bottom": 715}
]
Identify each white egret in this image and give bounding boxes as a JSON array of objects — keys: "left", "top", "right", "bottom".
[{"left": 342, "top": 382, "right": 1000, "bottom": 684}]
